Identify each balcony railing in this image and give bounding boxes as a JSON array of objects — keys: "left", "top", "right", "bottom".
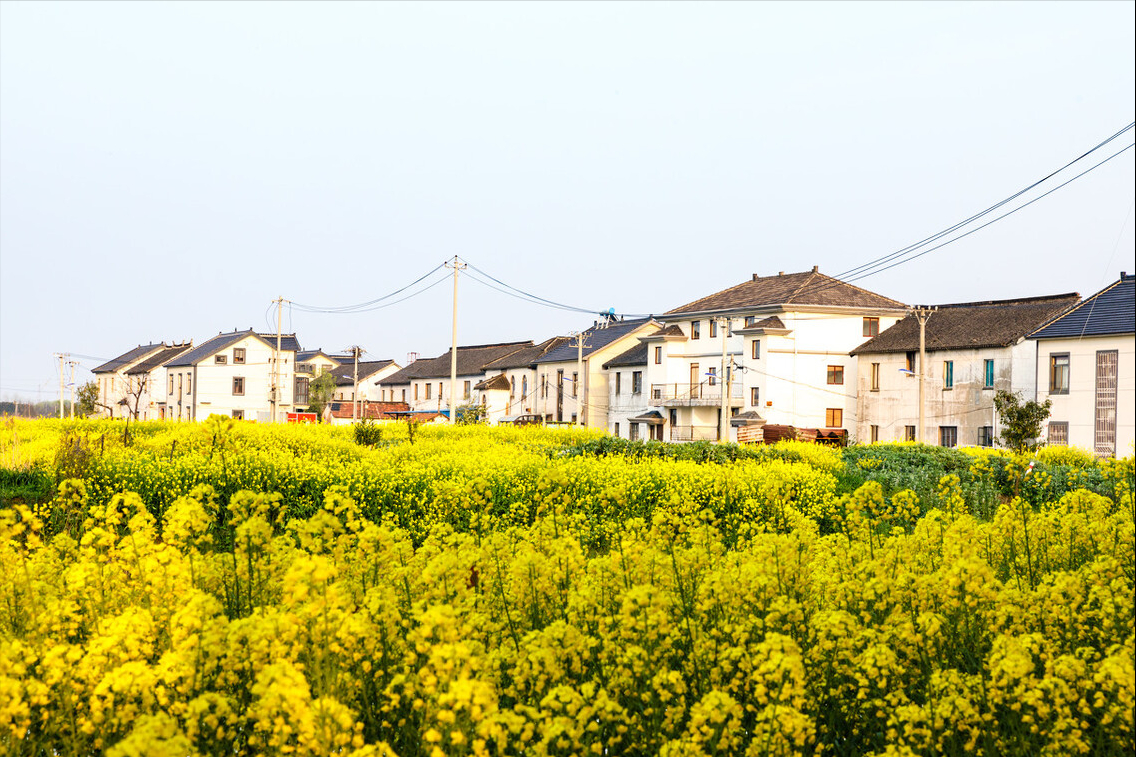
[
  {"left": 650, "top": 382, "right": 744, "bottom": 406},
  {"left": 669, "top": 425, "right": 720, "bottom": 442}
]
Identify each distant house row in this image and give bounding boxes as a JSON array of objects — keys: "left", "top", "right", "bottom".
[{"left": 93, "top": 269, "right": 1135, "bottom": 455}]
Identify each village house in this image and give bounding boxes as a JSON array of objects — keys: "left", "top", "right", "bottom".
[
  {"left": 474, "top": 336, "right": 571, "bottom": 423},
  {"left": 602, "top": 341, "right": 660, "bottom": 440},
  {"left": 851, "top": 293, "right": 1080, "bottom": 447},
  {"left": 1029, "top": 273, "right": 1134, "bottom": 457},
  {"left": 644, "top": 268, "right": 908, "bottom": 442},
  {"left": 376, "top": 341, "right": 533, "bottom": 417},
  {"left": 92, "top": 342, "right": 191, "bottom": 419},
  {"left": 331, "top": 360, "right": 401, "bottom": 403},
  {"left": 531, "top": 318, "right": 661, "bottom": 428},
  {"left": 164, "top": 329, "right": 302, "bottom": 421},
  {"left": 123, "top": 343, "right": 195, "bottom": 420}
]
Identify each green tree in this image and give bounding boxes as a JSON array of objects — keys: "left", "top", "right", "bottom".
[
  {"left": 993, "top": 389, "right": 1052, "bottom": 453},
  {"left": 76, "top": 381, "right": 100, "bottom": 417},
  {"left": 455, "top": 402, "right": 487, "bottom": 425},
  {"left": 307, "top": 372, "right": 337, "bottom": 420}
]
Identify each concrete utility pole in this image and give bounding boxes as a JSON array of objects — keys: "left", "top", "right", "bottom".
[
  {"left": 67, "top": 359, "right": 79, "bottom": 418},
  {"left": 573, "top": 330, "right": 589, "bottom": 427},
  {"left": 913, "top": 307, "right": 935, "bottom": 444},
  {"left": 54, "top": 353, "right": 68, "bottom": 418},
  {"left": 719, "top": 317, "right": 730, "bottom": 443},
  {"left": 348, "top": 345, "right": 363, "bottom": 421},
  {"left": 272, "top": 297, "right": 286, "bottom": 423},
  {"left": 445, "top": 257, "right": 466, "bottom": 425}
]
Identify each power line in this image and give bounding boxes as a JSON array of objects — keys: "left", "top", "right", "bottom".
[{"left": 291, "top": 262, "right": 448, "bottom": 313}]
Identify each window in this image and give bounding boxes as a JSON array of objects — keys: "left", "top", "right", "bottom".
[
  {"left": 541, "top": 374, "right": 548, "bottom": 399},
  {"left": 905, "top": 352, "right": 916, "bottom": 373},
  {"left": 232, "top": 410, "right": 244, "bottom": 420},
  {"left": 169, "top": 375, "right": 174, "bottom": 394},
  {"left": 572, "top": 372, "right": 578, "bottom": 397},
  {"left": 863, "top": 317, "right": 880, "bottom": 337},
  {"left": 186, "top": 376, "right": 191, "bottom": 395},
  {"left": 708, "top": 367, "right": 717, "bottom": 386},
  {"left": 827, "top": 365, "right": 844, "bottom": 385},
  {"left": 871, "top": 363, "right": 880, "bottom": 391},
  {"left": 295, "top": 377, "right": 310, "bottom": 405},
  {"left": 940, "top": 426, "right": 958, "bottom": 448},
  {"left": 232, "top": 377, "right": 244, "bottom": 396},
  {"left": 629, "top": 423, "right": 639, "bottom": 441},
  {"left": 632, "top": 371, "right": 643, "bottom": 394},
  {"left": 984, "top": 359, "right": 994, "bottom": 388},
  {"left": 745, "top": 315, "right": 757, "bottom": 327},
  {"left": 614, "top": 422, "right": 620, "bottom": 438},
  {"left": 233, "top": 348, "right": 246, "bottom": 365},
  {"left": 615, "top": 372, "right": 622, "bottom": 395},
  {"left": 1048, "top": 421, "right": 1068, "bottom": 446},
  {"left": 825, "top": 408, "right": 843, "bottom": 427},
  {"left": 751, "top": 387, "right": 760, "bottom": 406},
  {"left": 510, "top": 377, "right": 515, "bottom": 399},
  {"left": 691, "top": 321, "right": 700, "bottom": 339},
  {"left": 751, "top": 340, "right": 761, "bottom": 360},
  {"left": 463, "top": 380, "right": 470, "bottom": 400},
  {"left": 870, "top": 425, "right": 879, "bottom": 443},
  {"left": 1049, "top": 354, "right": 1070, "bottom": 394},
  {"left": 654, "top": 346, "right": 662, "bottom": 364},
  {"left": 425, "top": 383, "right": 431, "bottom": 400},
  {"left": 978, "top": 426, "right": 994, "bottom": 447},
  {"left": 401, "top": 389, "right": 406, "bottom": 402},
  {"left": 215, "top": 354, "right": 227, "bottom": 364},
  {"left": 414, "top": 384, "right": 419, "bottom": 400},
  {"left": 519, "top": 376, "right": 527, "bottom": 399},
  {"left": 943, "top": 361, "right": 954, "bottom": 389},
  {"left": 709, "top": 320, "right": 718, "bottom": 338},
  {"left": 438, "top": 382, "right": 443, "bottom": 399},
  {"left": 905, "top": 425, "right": 916, "bottom": 442}
]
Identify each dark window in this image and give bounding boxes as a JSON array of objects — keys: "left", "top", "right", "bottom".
[
  {"left": 827, "top": 365, "right": 844, "bottom": 385},
  {"left": 510, "top": 377, "right": 515, "bottom": 398},
  {"left": 232, "top": 409, "right": 244, "bottom": 420},
  {"left": 654, "top": 346, "right": 662, "bottom": 364},
  {"left": 614, "top": 422, "right": 621, "bottom": 438},
  {"left": 708, "top": 367, "right": 717, "bottom": 386},
  {"left": 425, "top": 383, "right": 431, "bottom": 400},
  {"left": 751, "top": 340, "right": 760, "bottom": 360},
  {"left": 232, "top": 377, "right": 244, "bottom": 395},
  {"left": 906, "top": 352, "right": 916, "bottom": 373},
  {"left": 984, "top": 359, "right": 995, "bottom": 388},
  {"left": 978, "top": 426, "right": 994, "bottom": 447},
  {"left": 940, "top": 426, "right": 958, "bottom": 448},
  {"left": 943, "top": 361, "right": 954, "bottom": 389},
  {"left": 233, "top": 348, "right": 246, "bottom": 365},
  {"left": 870, "top": 424, "right": 879, "bottom": 443},
  {"left": 572, "top": 372, "right": 578, "bottom": 397},
  {"left": 632, "top": 371, "right": 643, "bottom": 394},
  {"left": 629, "top": 423, "right": 639, "bottom": 441},
  {"left": 825, "top": 408, "right": 843, "bottom": 427},
  {"left": 1048, "top": 421, "right": 1068, "bottom": 446},
  {"left": 215, "top": 354, "right": 227, "bottom": 364},
  {"left": 615, "top": 372, "right": 622, "bottom": 395},
  {"left": 691, "top": 321, "right": 700, "bottom": 339},
  {"left": 168, "top": 376, "right": 174, "bottom": 394},
  {"left": 751, "top": 387, "right": 759, "bottom": 406},
  {"left": 863, "top": 317, "right": 880, "bottom": 337},
  {"left": 709, "top": 320, "right": 718, "bottom": 338},
  {"left": 463, "top": 380, "right": 470, "bottom": 400},
  {"left": 871, "top": 362, "right": 880, "bottom": 391},
  {"left": 905, "top": 425, "right": 916, "bottom": 442},
  {"left": 1049, "top": 354, "right": 1070, "bottom": 394},
  {"left": 295, "top": 377, "right": 310, "bottom": 405}
]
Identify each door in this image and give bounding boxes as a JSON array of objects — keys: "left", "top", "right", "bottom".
[
  {"left": 690, "top": 363, "right": 700, "bottom": 399},
  {"left": 556, "top": 369, "right": 564, "bottom": 422}
]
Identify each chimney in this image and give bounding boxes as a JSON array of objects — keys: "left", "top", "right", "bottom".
[
  {"left": 778, "top": 271, "right": 785, "bottom": 276},
  {"left": 752, "top": 273, "right": 760, "bottom": 281},
  {"left": 812, "top": 265, "right": 819, "bottom": 273}
]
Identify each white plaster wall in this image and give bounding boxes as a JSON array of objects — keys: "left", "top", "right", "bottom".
[{"left": 191, "top": 336, "right": 295, "bottom": 421}]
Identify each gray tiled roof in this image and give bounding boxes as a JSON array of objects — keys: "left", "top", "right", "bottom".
[
  {"left": 125, "top": 343, "right": 194, "bottom": 375},
  {"left": 91, "top": 343, "right": 165, "bottom": 374},
  {"left": 535, "top": 319, "right": 655, "bottom": 364},
  {"left": 603, "top": 342, "right": 649, "bottom": 369},
  {"left": 665, "top": 269, "right": 906, "bottom": 316},
  {"left": 851, "top": 293, "right": 1080, "bottom": 355},
  {"left": 1031, "top": 274, "right": 1134, "bottom": 339},
  {"left": 380, "top": 341, "right": 533, "bottom": 383},
  {"left": 330, "top": 360, "right": 396, "bottom": 386},
  {"left": 482, "top": 336, "right": 571, "bottom": 369},
  {"left": 166, "top": 330, "right": 302, "bottom": 367}
]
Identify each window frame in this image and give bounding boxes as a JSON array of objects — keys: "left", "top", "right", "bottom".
[
  {"left": 233, "top": 348, "right": 246, "bottom": 365},
  {"left": 1048, "top": 353, "right": 1070, "bottom": 395},
  {"left": 825, "top": 407, "right": 843, "bottom": 427},
  {"left": 709, "top": 320, "right": 718, "bottom": 338},
  {"left": 750, "top": 387, "right": 759, "bottom": 406},
  {"left": 939, "top": 426, "right": 958, "bottom": 448},
  {"left": 905, "top": 425, "right": 916, "bottom": 442},
  {"left": 232, "top": 376, "right": 244, "bottom": 396},
  {"left": 654, "top": 346, "right": 662, "bottom": 364},
  {"left": 943, "top": 360, "right": 954, "bottom": 390},
  {"left": 751, "top": 340, "right": 760, "bottom": 360},
  {"left": 863, "top": 317, "right": 880, "bottom": 337},
  {"left": 827, "top": 365, "right": 844, "bottom": 385},
  {"left": 215, "top": 354, "right": 227, "bottom": 365},
  {"left": 871, "top": 362, "right": 880, "bottom": 391},
  {"left": 983, "top": 359, "right": 995, "bottom": 388},
  {"left": 690, "top": 321, "right": 700, "bottom": 340},
  {"left": 977, "top": 426, "right": 994, "bottom": 447},
  {"left": 1048, "top": 421, "right": 1069, "bottom": 446},
  {"left": 632, "top": 371, "right": 643, "bottom": 394}
]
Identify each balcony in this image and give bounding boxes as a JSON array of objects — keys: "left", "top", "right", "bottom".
[
  {"left": 669, "top": 425, "right": 720, "bottom": 442},
  {"left": 650, "top": 382, "right": 744, "bottom": 408}
]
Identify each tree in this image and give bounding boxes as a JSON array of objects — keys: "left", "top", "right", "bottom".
[
  {"left": 993, "top": 389, "right": 1052, "bottom": 453},
  {"left": 455, "top": 402, "right": 487, "bottom": 425},
  {"left": 307, "top": 372, "right": 337, "bottom": 420},
  {"left": 76, "top": 382, "right": 100, "bottom": 417}
]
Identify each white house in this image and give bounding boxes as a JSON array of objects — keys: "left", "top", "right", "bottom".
[
  {"left": 1029, "top": 273, "right": 1134, "bottom": 457},
  {"left": 474, "top": 336, "right": 571, "bottom": 423},
  {"left": 92, "top": 342, "right": 190, "bottom": 419},
  {"left": 123, "top": 343, "right": 195, "bottom": 420},
  {"left": 602, "top": 341, "right": 660, "bottom": 440},
  {"left": 644, "top": 268, "right": 908, "bottom": 442},
  {"left": 331, "top": 360, "right": 401, "bottom": 402},
  {"left": 376, "top": 341, "right": 533, "bottom": 418},
  {"left": 164, "top": 329, "right": 301, "bottom": 421},
  {"left": 531, "top": 318, "right": 662, "bottom": 429},
  {"left": 852, "top": 293, "right": 1080, "bottom": 447}
]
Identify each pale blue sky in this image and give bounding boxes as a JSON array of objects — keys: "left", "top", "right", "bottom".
[{"left": 2, "top": 1, "right": 1133, "bottom": 401}]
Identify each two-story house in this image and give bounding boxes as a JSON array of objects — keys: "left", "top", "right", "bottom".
[
  {"left": 164, "top": 329, "right": 302, "bottom": 421},
  {"left": 93, "top": 342, "right": 188, "bottom": 419},
  {"left": 602, "top": 341, "right": 661, "bottom": 440},
  {"left": 645, "top": 268, "right": 908, "bottom": 442},
  {"left": 331, "top": 360, "right": 401, "bottom": 402},
  {"left": 1029, "top": 273, "right": 1134, "bottom": 457},
  {"left": 852, "top": 293, "right": 1080, "bottom": 446},
  {"left": 531, "top": 318, "right": 661, "bottom": 428},
  {"left": 122, "top": 343, "right": 195, "bottom": 419},
  {"left": 474, "top": 336, "right": 571, "bottom": 423},
  {"left": 377, "top": 341, "right": 533, "bottom": 417}
]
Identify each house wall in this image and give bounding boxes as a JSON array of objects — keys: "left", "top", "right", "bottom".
[
  {"left": 854, "top": 342, "right": 1035, "bottom": 446},
  {"left": 606, "top": 365, "right": 650, "bottom": 437},
  {"left": 407, "top": 374, "right": 481, "bottom": 414},
  {"left": 335, "top": 363, "right": 401, "bottom": 402},
  {"left": 191, "top": 336, "right": 295, "bottom": 422},
  {"left": 1034, "top": 333, "right": 1135, "bottom": 457}
]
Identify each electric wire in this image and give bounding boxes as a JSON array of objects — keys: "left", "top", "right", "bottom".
[{"left": 291, "top": 262, "right": 447, "bottom": 313}]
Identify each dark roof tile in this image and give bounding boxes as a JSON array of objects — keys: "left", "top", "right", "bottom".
[
  {"left": 665, "top": 269, "right": 906, "bottom": 315},
  {"left": 92, "top": 343, "right": 166, "bottom": 374},
  {"left": 1031, "top": 275, "right": 1134, "bottom": 339},
  {"left": 535, "top": 319, "right": 656, "bottom": 364}
]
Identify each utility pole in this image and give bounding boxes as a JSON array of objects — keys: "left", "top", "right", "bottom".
[
  {"left": 54, "top": 353, "right": 68, "bottom": 418},
  {"left": 348, "top": 345, "right": 363, "bottom": 421},
  {"left": 913, "top": 307, "right": 935, "bottom": 444},
  {"left": 718, "top": 317, "right": 730, "bottom": 443},
  {"left": 572, "top": 330, "right": 589, "bottom": 427},
  {"left": 67, "top": 358, "right": 79, "bottom": 418},
  {"left": 445, "top": 257, "right": 465, "bottom": 425},
  {"left": 271, "top": 297, "right": 286, "bottom": 423}
]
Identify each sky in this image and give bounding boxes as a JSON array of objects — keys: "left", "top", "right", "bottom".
[{"left": 2, "top": 1, "right": 1134, "bottom": 402}]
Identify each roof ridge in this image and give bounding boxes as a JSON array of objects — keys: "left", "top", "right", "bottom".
[
  {"left": 932, "top": 293, "right": 1080, "bottom": 309},
  {"left": 794, "top": 270, "right": 907, "bottom": 308},
  {"left": 784, "top": 270, "right": 822, "bottom": 304}
]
